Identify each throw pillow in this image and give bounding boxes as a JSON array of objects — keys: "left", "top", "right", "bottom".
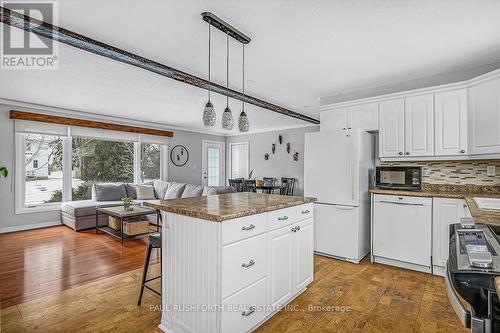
[
  {"left": 153, "top": 180, "right": 169, "bottom": 200},
  {"left": 136, "top": 185, "right": 156, "bottom": 200},
  {"left": 181, "top": 184, "right": 204, "bottom": 198},
  {"left": 202, "top": 186, "right": 217, "bottom": 196},
  {"left": 164, "top": 182, "right": 187, "bottom": 199},
  {"left": 94, "top": 184, "right": 127, "bottom": 202}
]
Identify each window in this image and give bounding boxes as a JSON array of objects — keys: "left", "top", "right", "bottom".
[
  {"left": 71, "top": 137, "right": 134, "bottom": 201},
  {"left": 207, "top": 147, "right": 220, "bottom": 186},
  {"left": 141, "top": 143, "right": 161, "bottom": 183},
  {"left": 23, "top": 134, "right": 63, "bottom": 206},
  {"left": 15, "top": 121, "right": 169, "bottom": 213}
]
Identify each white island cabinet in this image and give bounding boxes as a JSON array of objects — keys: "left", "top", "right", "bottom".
[{"left": 145, "top": 193, "right": 314, "bottom": 333}]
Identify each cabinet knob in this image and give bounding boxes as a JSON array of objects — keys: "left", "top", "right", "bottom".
[
  {"left": 398, "top": 152, "right": 403, "bottom": 156},
  {"left": 242, "top": 306, "right": 256, "bottom": 317},
  {"left": 347, "top": 127, "right": 352, "bottom": 130},
  {"left": 278, "top": 216, "right": 288, "bottom": 221},
  {"left": 301, "top": 210, "right": 310, "bottom": 214},
  {"left": 463, "top": 204, "right": 468, "bottom": 208},
  {"left": 241, "top": 224, "right": 255, "bottom": 231},
  {"left": 241, "top": 260, "right": 255, "bottom": 268},
  {"left": 405, "top": 152, "right": 410, "bottom": 155},
  {"left": 291, "top": 226, "right": 298, "bottom": 232},
  {"left": 460, "top": 149, "right": 466, "bottom": 154},
  {"left": 342, "top": 128, "right": 346, "bottom": 130}
]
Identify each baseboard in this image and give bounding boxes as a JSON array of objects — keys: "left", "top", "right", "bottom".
[{"left": 0, "top": 220, "right": 62, "bottom": 233}]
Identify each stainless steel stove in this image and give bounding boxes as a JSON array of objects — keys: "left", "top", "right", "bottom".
[{"left": 447, "top": 222, "right": 500, "bottom": 333}]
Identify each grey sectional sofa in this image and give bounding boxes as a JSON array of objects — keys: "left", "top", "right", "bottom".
[{"left": 60, "top": 181, "right": 235, "bottom": 231}]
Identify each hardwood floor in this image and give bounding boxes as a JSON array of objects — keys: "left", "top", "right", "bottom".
[
  {"left": 0, "top": 225, "right": 159, "bottom": 309},
  {"left": 0, "top": 226, "right": 466, "bottom": 333}
]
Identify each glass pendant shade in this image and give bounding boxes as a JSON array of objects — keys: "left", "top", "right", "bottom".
[
  {"left": 203, "top": 101, "right": 216, "bottom": 126},
  {"left": 222, "top": 106, "right": 234, "bottom": 130},
  {"left": 238, "top": 110, "right": 249, "bottom": 132}
]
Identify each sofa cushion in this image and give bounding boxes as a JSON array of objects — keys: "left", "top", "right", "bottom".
[
  {"left": 93, "top": 184, "right": 127, "bottom": 202},
  {"left": 153, "top": 180, "right": 169, "bottom": 200},
  {"left": 164, "top": 182, "right": 186, "bottom": 199},
  {"left": 136, "top": 185, "right": 156, "bottom": 200},
  {"left": 181, "top": 184, "right": 204, "bottom": 198},
  {"left": 125, "top": 183, "right": 137, "bottom": 199},
  {"left": 61, "top": 200, "right": 125, "bottom": 217},
  {"left": 202, "top": 186, "right": 236, "bottom": 196}
]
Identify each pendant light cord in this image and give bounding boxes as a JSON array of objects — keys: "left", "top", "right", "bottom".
[
  {"left": 226, "top": 33, "right": 229, "bottom": 107},
  {"left": 208, "top": 22, "right": 211, "bottom": 102},
  {"left": 242, "top": 44, "right": 245, "bottom": 111}
]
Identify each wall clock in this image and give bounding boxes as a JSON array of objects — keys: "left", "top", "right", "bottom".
[{"left": 170, "top": 145, "right": 189, "bottom": 167}]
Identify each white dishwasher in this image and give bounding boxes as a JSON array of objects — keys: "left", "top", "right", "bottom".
[{"left": 372, "top": 194, "right": 432, "bottom": 273}]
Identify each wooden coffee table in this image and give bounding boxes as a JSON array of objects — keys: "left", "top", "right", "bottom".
[{"left": 95, "top": 205, "right": 159, "bottom": 245}]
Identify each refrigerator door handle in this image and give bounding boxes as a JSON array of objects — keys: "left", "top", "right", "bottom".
[
  {"left": 332, "top": 205, "right": 355, "bottom": 210},
  {"left": 349, "top": 135, "right": 356, "bottom": 201}
]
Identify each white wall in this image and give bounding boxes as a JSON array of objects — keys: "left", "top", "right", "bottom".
[
  {"left": 0, "top": 103, "right": 225, "bottom": 232},
  {"left": 225, "top": 126, "right": 320, "bottom": 195}
]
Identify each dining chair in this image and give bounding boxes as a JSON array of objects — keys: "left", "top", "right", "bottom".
[
  {"left": 280, "top": 177, "right": 296, "bottom": 196},
  {"left": 228, "top": 179, "right": 244, "bottom": 192},
  {"left": 243, "top": 179, "right": 257, "bottom": 192},
  {"left": 263, "top": 177, "right": 276, "bottom": 186}
]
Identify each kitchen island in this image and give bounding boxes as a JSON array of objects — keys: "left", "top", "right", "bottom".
[{"left": 144, "top": 192, "right": 315, "bottom": 333}]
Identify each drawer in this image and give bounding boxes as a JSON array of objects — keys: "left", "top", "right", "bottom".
[
  {"left": 268, "top": 203, "right": 313, "bottom": 231},
  {"left": 222, "top": 213, "right": 267, "bottom": 245},
  {"left": 222, "top": 234, "right": 267, "bottom": 299},
  {"left": 221, "top": 277, "right": 267, "bottom": 333}
]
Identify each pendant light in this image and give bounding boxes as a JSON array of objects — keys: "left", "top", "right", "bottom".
[
  {"left": 203, "top": 22, "right": 216, "bottom": 126},
  {"left": 238, "top": 44, "right": 249, "bottom": 132},
  {"left": 222, "top": 33, "right": 234, "bottom": 130}
]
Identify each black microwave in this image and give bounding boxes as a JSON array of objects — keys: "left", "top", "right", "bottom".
[{"left": 375, "top": 166, "right": 422, "bottom": 191}]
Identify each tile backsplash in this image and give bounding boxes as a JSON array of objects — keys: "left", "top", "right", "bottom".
[{"left": 381, "top": 160, "right": 500, "bottom": 185}]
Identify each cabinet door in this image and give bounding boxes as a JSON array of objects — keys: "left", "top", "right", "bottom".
[
  {"left": 320, "top": 108, "right": 348, "bottom": 131},
  {"left": 434, "top": 89, "right": 468, "bottom": 156},
  {"left": 267, "top": 225, "right": 294, "bottom": 308},
  {"left": 405, "top": 94, "right": 434, "bottom": 157},
  {"left": 293, "top": 218, "right": 313, "bottom": 293},
  {"left": 432, "top": 198, "right": 468, "bottom": 269},
  {"left": 469, "top": 77, "right": 500, "bottom": 155},
  {"left": 347, "top": 102, "right": 379, "bottom": 131},
  {"left": 379, "top": 99, "right": 405, "bottom": 158}
]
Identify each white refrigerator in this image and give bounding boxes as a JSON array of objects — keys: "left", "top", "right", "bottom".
[{"left": 304, "top": 129, "right": 374, "bottom": 263}]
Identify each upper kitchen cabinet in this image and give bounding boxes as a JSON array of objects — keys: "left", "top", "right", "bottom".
[
  {"left": 320, "top": 102, "right": 378, "bottom": 132},
  {"left": 347, "top": 102, "right": 379, "bottom": 131},
  {"left": 320, "top": 107, "right": 347, "bottom": 131},
  {"left": 434, "top": 89, "right": 468, "bottom": 156},
  {"left": 469, "top": 76, "right": 500, "bottom": 155},
  {"left": 404, "top": 94, "right": 434, "bottom": 157},
  {"left": 379, "top": 99, "right": 405, "bottom": 158}
]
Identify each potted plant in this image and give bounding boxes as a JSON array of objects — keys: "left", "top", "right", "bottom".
[
  {"left": 0, "top": 166, "right": 8, "bottom": 178},
  {"left": 122, "top": 197, "right": 134, "bottom": 211}
]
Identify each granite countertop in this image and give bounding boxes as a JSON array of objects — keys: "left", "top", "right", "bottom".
[
  {"left": 369, "top": 184, "right": 500, "bottom": 226},
  {"left": 143, "top": 192, "right": 316, "bottom": 222}
]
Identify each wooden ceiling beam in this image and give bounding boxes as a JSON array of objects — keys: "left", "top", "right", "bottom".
[
  {"left": 10, "top": 110, "right": 174, "bottom": 137},
  {"left": 0, "top": 6, "right": 320, "bottom": 125}
]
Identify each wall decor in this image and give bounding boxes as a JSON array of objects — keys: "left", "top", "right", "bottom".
[
  {"left": 272, "top": 143, "right": 276, "bottom": 154},
  {"left": 264, "top": 153, "right": 269, "bottom": 160},
  {"left": 294, "top": 152, "right": 299, "bottom": 161},
  {"left": 170, "top": 145, "right": 189, "bottom": 167},
  {"left": 286, "top": 142, "right": 291, "bottom": 153},
  {"left": 279, "top": 134, "right": 283, "bottom": 144}
]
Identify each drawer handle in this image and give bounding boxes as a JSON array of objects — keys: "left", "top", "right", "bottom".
[
  {"left": 301, "top": 210, "right": 310, "bottom": 214},
  {"left": 241, "top": 224, "right": 255, "bottom": 231},
  {"left": 241, "top": 260, "right": 255, "bottom": 268},
  {"left": 292, "top": 226, "right": 301, "bottom": 232},
  {"left": 278, "top": 216, "right": 288, "bottom": 221},
  {"left": 242, "top": 306, "right": 256, "bottom": 317}
]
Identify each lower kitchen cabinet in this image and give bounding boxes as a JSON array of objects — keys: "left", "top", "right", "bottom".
[
  {"left": 268, "top": 218, "right": 313, "bottom": 309},
  {"left": 432, "top": 198, "right": 471, "bottom": 276}
]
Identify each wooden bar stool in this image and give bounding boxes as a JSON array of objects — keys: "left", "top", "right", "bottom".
[{"left": 137, "top": 232, "right": 161, "bottom": 305}]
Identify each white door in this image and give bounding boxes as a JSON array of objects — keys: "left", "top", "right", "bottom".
[
  {"left": 432, "top": 198, "right": 471, "bottom": 270},
  {"left": 379, "top": 99, "right": 405, "bottom": 158},
  {"left": 229, "top": 142, "right": 249, "bottom": 179},
  {"left": 304, "top": 130, "right": 359, "bottom": 206},
  {"left": 293, "top": 218, "right": 314, "bottom": 293},
  {"left": 404, "top": 94, "right": 434, "bottom": 157},
  {"left": 202, "top": 140, "right": 225, "bottom": 187},
  {"left": 434, "top": 89, "right": 468, "bottom": 156},
  {"left": 267, "top": 225, "right": 294, "bottom": 308},
  {"left": 314, "top": 204, "right": 359, "bottom": 260},
  {"left": 320, "top": 108, "right": 348, "bottom": 131},
  {"left": 348, "top": 102, "right": 379, "bottom": 131},
  {"left": 469, "top": 76, "right": 500, "bottom": 155}
]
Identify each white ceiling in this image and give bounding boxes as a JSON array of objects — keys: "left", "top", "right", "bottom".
[{"left": 1, "top": 0, "right": 500, "bottom": 135}]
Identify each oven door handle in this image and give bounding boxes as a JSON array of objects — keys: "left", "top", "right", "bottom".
[{"left": 445, "top": 261, "right": 471, "bottom": 328}]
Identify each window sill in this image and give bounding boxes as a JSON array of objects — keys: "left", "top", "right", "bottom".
[{"left": 16, "top": 203, "right": 62, "bottom": 215}]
